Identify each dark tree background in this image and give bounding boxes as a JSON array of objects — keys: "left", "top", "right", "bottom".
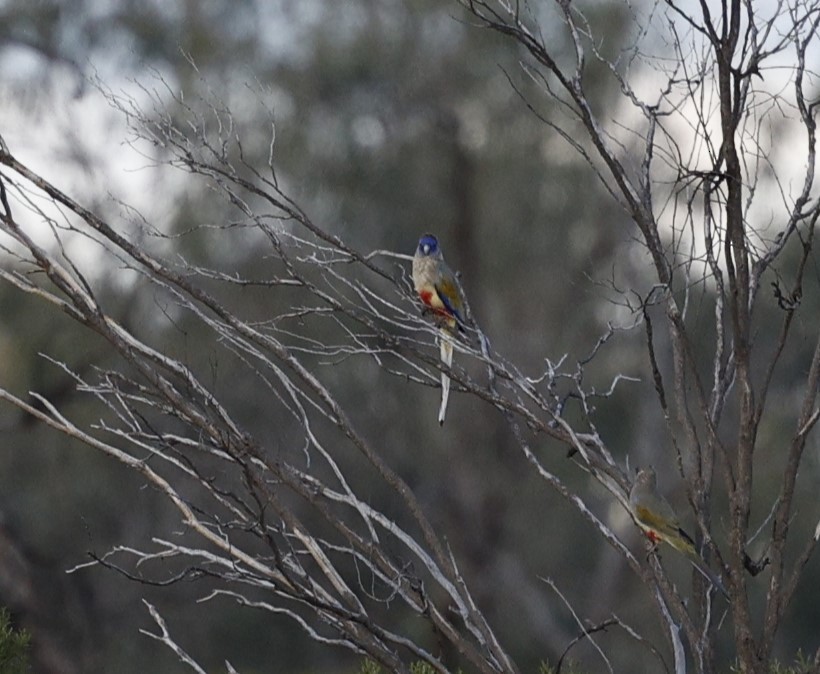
[{"left": 0, "top": 1, "right": 818, "bottom": 673}]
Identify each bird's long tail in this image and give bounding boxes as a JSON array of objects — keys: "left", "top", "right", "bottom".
[
  {"left": 684, "top": 548, "right": 728, "bottom": 598},
  {"left": 438, "top": 330, "right": 453, "bottom": 425}
]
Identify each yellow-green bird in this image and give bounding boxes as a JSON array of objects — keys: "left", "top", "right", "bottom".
[{"left": 629, "top": 467, "right": 727, "bottom": 597}]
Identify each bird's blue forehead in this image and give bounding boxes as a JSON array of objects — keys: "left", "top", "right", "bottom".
[{"left": 418, "top": 234, "right": 439, "bottom": 255}]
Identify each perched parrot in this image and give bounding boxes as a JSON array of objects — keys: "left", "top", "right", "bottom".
[
  {"left": 629, "top": 467, "right": 728, "bottom": 597},
  {"left": 412, "top": 233, "right": 465, "bottom": 425}
]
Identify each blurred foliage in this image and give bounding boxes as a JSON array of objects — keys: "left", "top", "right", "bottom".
[
  {"left": 357, "top": 652, "right": 820, "bottom": 674},
  {"left": 0, "top": 607, "right": 30, "bottom": 674},
  {"left": 358, "top": 659, "right": 463, "bottom": 674},
  {"left": 730, "top": 651, "right": 817, "bottom": 674},
  {"left": 539, "top": 662, "right": 586, "bottom": 674}
]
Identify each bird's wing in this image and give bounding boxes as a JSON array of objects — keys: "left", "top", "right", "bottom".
[
  {"left": 434, "top": 276, "right": 464, "bottom": 327},
  {"left": 635, "top": 504, "right": 696, "bottom": 555},
  {"left": 634, "top": 503, "right": 679, "bottom": 538}
]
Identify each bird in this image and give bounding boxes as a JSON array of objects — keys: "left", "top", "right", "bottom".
[
  {"left": 412, "top": 233, "right": 465, "bottom": 425},
  {"left": 629, "top": 466, "right": 728, "bottom": 597}
]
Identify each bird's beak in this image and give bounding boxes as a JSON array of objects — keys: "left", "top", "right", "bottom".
[{"left": 422, "top": 244, "right": 430, "bottom": 255}]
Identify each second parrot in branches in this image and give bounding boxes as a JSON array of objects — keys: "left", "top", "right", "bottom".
[
  {"left": 412, "top": 233, "right": 465, "bottom": 425},
  {"left": 630, "top": 466, "right": 728, "bottom": 597}
]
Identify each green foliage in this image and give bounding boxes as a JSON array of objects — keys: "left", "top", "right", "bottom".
[
  {"left": 360, "top": 659, "right": 591, "bottom": 674},
  {"left": 728, "top": 652, "right": 815, "bottom": 674},
  {"left": 0, "top": 608, "right": 30, "bottom": 674},
  {"left": 360, "top": 656, "right": 819, "bottom": 674},
  {"left": 539, "top": 659, "right": 587, "bottom": 674},
  {"left": 359, "top": 659, "right": 382, "bottom": 674},
  {"left": 410, "top": 662, "right": 440, "bottom": 674},
  {"left": 358, "top": 659, "right": 462, "bottom": 674}
]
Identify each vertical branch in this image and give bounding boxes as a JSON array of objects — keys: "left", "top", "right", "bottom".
[
  {"left": 762, "top": 298, "right": 820, "bottom": 657},
  {"left": 706, "top": 1, "right": 763, "bottom": 666}
]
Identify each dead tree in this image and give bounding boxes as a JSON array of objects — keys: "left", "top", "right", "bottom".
[
  {"left": 458, "top": 1, "right": 820, "bottom": 672},
  {"left": 0, "top": 1, "right": 818, "bottom": 672}
]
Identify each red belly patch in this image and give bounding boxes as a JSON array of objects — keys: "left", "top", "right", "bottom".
[
  {"left": 419, "top": 289, "right": 450, "bottom": 316},
  {"left": 419, "top": 289, "right": 435, "bottom": 305}
]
